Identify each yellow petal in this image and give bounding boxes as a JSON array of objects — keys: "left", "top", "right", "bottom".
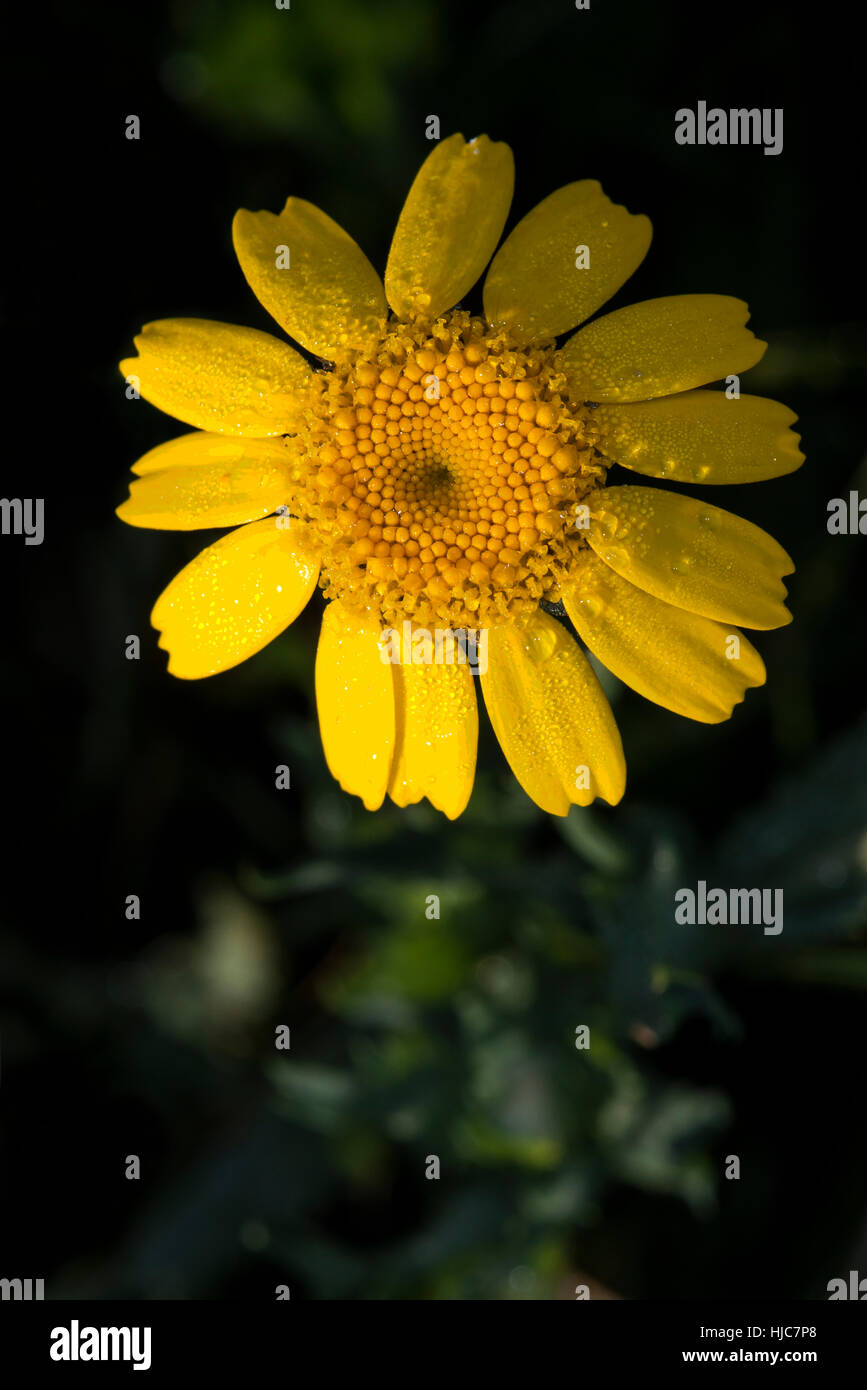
[
  {"left": 387, "top": 657, "right": 478, "bottom": 819},
  {"left": 558, "top": 295, "right": 767, "bottom": 402},
  {"left": 481, "top": 610, "right": 625, "bottom": 815},
  {"left": 483, "top": 180, "right": 651, "bottom": 341},
  {"left": 151, "top": 519, "right": 319, "bottom": 678},
  {"left": 117, "top": 434, "right": 294, "bottom": 529},
  {"left": 233, "top": 198, "right": 386, "bottom": 359},
  {"left": 385, "top": 133, "right": 514, "bottom": 321},
  {"left": 120, "top": 318, "right": 312, "bottom": 437},
  {"left": 131, "top": 431, "right": 288, "bottom": 476},
  {"left": 315, "top": 601, "right": 396, "bottom": 812},
  {"left": 589, "top": 390, "right": 804, "bottom": 485},
  {"left": 586, "top": 485, "right": 793, "bottom": 629},
  {"left": 563, "top": 551, "right": 766, "bottom": 723}
]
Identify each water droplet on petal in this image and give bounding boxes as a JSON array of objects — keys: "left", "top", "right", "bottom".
[
  {"left": 578, "top": 593, "right": 604, "bottom": 619},
  {"left": 595, "top": 511, "right": 619, "bottom": 541},
  {"left": 603, "top": 546, "right": 629, "bottom": 568},
  {"left": 524, "top": 624, "right": 558, "bottom": 662}
]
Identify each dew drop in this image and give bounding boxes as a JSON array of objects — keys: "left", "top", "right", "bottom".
[
  {"left": 524, "top": 624, "right": 558, "bottom": 663},
  {"left": 603, "top": 546, "right": 629, "bottom": 568},
  {"left": 578, "top": 593, "right": 604, "bottom": 619}
]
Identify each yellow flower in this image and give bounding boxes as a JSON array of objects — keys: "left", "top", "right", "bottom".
[{"left": 118, "top": 133, "right": 804, "bottom": 819}]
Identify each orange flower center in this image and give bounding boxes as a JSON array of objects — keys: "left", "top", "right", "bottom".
[{"left": 290, "top": 312, "right": 607, "bottom": 629}]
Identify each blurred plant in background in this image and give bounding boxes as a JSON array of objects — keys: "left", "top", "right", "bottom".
[
  {"left": 16, "top": 651, "right": 865, "bottom": 1299},
  {"left": 164, "top": 0, "right": 436, "bottom": 149}
]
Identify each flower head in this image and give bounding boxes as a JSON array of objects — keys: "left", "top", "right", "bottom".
[{"left": 118, "top": 134, "right": 803, "bottom": 818}]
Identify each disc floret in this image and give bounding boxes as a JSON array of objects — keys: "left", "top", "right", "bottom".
[{"left": 292, "top": 312, "right": 607, "bottom": 629}]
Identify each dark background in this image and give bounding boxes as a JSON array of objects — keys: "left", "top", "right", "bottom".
[{"left": 2, "top": 0, "right": 865, "bottom": 1299}]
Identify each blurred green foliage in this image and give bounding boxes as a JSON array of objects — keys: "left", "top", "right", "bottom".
[{"left": 166, "top": 0, "right": 436, "bottom": 146}]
